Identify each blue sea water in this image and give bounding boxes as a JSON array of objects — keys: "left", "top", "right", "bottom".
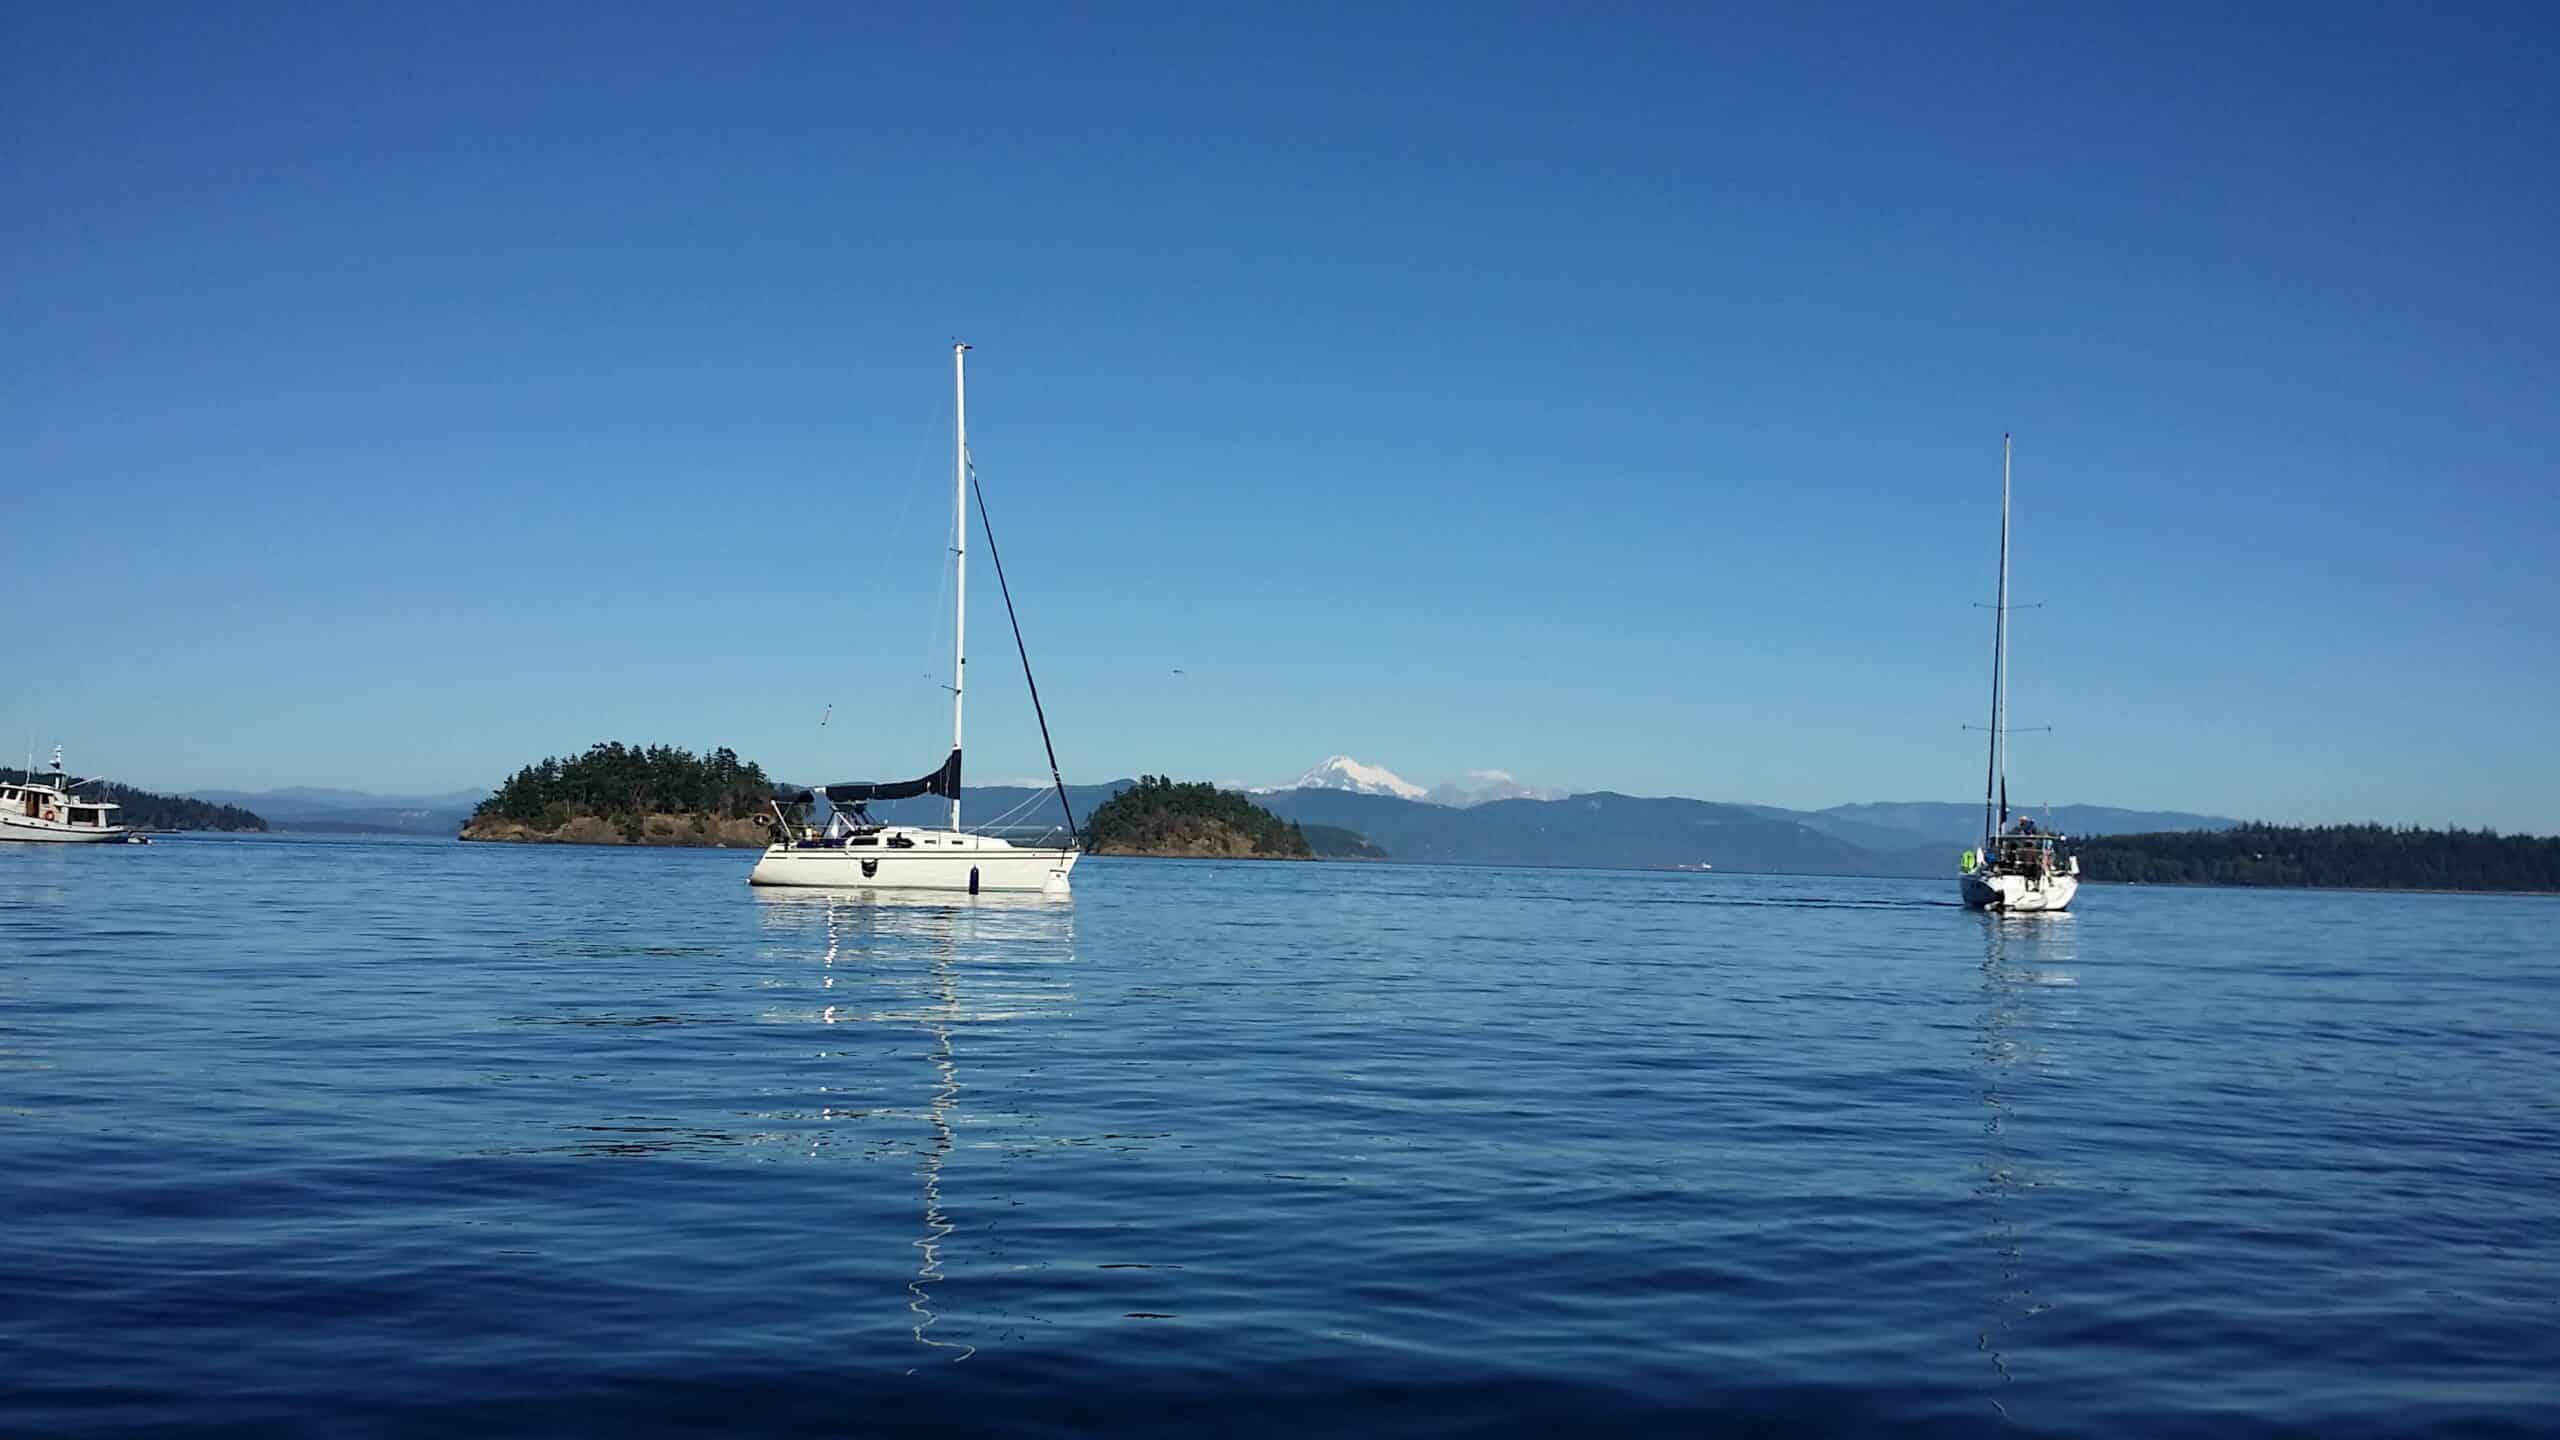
[{"left": 3, "top": 835, "right": 2555, "bottom": 1437}]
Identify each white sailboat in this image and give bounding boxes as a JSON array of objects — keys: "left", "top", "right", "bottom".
[
  {"left": 1, "top": 746, "right": 132, "bottom": 844},
  {"left": 749, "top": 345, "right": 1081, "bottom": 894},
  {"left": 1960, "top": 435, "right": 2079, "bottom": 913}
]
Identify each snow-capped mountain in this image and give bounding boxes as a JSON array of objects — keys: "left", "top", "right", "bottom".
[
  {"left": 1263, "top": 755, "right": 1430, "bottom": 801},
  {"left": 1257, "top": 758, "right": 1566, "bottom": 806},
  {"left": 1424, "top": 769, "right": 1569, "bottom": 808}
]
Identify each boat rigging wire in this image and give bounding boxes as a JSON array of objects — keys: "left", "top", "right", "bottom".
[{"left": 968, "top": 455, "right": 1076, "bottom": 838}]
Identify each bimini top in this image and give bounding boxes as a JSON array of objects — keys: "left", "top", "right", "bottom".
[{"left": 789, "top": 748, "right": 964, "bottom": 807}]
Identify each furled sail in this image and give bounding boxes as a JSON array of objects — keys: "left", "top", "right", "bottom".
[{"left": 820, "top": 749, "right": 963, "bottom": 805}]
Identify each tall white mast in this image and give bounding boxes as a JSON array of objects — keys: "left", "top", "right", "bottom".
[
  {"left": 1995, "top": 435, "right": 2014, "bottom": 836},
  {"left": 952, "top": 340, "right": 967, "bottom": 830},
  {"left": 1981, "top": 434, "right": 2012, "bottom": 850}
]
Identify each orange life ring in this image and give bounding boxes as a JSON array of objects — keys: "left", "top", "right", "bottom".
[{"left": 42, "top": 807, "right": 60, "bottom": 822}]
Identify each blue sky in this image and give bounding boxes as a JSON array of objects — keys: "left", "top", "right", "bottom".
[{"left": 7, "top": 4, "right": 2555, "bottom": 830}]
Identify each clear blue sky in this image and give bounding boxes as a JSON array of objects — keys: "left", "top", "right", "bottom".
[{"left": 7, "top": 4, "right": 2555, "bottom": 831}]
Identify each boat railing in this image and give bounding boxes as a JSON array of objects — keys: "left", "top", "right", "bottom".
[
  {"left": 772, "top": 823, "right": 1081, "bottom": 850},
  {"left": 977, "top": 824, "right": 1082, "bottom": 849}
]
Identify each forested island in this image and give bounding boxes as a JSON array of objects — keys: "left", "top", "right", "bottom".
[
  {"left": 2077, "top": 824, "right": 2560, "bottom": 892},
  {"left": 460, "top": 743, "right": 781, "bottom": 846},
  {"left": 1084, "top": 776, "right": 1313, "bottom": 858},
  {"left": 0, "top": 770, "right": 266, "bottom": 832}
]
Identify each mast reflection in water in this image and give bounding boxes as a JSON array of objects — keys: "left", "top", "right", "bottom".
[
  {"left": 752, "top": 888, "right": 1077, "bottom": 1368},
  {"left": 1972, "top": 911, "right": 2078, "bottom": 1421}
]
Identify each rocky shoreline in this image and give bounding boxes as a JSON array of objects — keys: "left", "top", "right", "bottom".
[{"left": 458, "top": 813, "right": 771, "bottom": 847}]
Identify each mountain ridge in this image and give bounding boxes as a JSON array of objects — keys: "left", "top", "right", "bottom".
[
  {"left": 174, "top": 776, "right": 2244, "bottom": 873},
  {"left": 186, "top": 786, "right": 489, "bottom": 836},
  {"left": 854, "top": 783, "right": 2244, "bottom": 878}
]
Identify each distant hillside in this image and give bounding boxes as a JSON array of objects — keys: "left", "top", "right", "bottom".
[
  {"left": 191, "top": 785, "right": 490, "bottom": 815},
  {"left": 1085, "top": 776, "right": 1311, "bottom": 859},
  {"left": 1251, "top": 788, "right": 1895, "bottom": 874},
  {"left": 6, "top": 770, "right": 266, "bottom": 832},
  {"left": 560, "top": 766, "right": 2275, "bottom": 876},
  {"left": 36, "top": 774, "right": 270, "bottom": 832},
  {"left": 1302, "top": 824, "right": 1389, "bottom": 860},
  {"left": 2079, "top": 824, "right": 2560, "bottom": 892},
  {"left": 1816, "top": 801, "right": 2240, "bottom": 852},
  {"left": 190, "top": 786, "right": 486, "bottom": 836}
]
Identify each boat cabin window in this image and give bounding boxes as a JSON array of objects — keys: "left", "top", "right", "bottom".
[{"left": 848, "top": 836, "right": 878, "bottom": 847}]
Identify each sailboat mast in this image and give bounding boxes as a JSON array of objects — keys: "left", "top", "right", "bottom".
[
  {"left": 1982, "top": 433, "right": 2012, "bottom": 849},
  {"left": 952, "top": 340, "right": 967, "bottom": 825},
  {"left": 1998, "top": 435, "right": 2014, "bottom": 826}
]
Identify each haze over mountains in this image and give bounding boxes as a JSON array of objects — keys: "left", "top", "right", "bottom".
[
  {"left": 188, "top": 787, "right": 489, "bottom": 836},
  {"left": 187, "top": 756, "right": 2237, "bottom": 873},
  {"left": 848, "top": 756, "right": 2237, "bottom": 877}
]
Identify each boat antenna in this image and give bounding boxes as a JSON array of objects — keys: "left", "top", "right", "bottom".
[{"left": 970, "top": 453, "right": 1077, "bottom": 838}]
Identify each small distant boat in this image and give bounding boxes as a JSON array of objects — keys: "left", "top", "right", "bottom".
[
  {"left": 1959, "top": 437, "right": 2079, "bottom": 913},
  {"left": 749, "top": 345, "right": 1080, "bottom": 894},
  {"left": 1, "top": 746, "right": 132, "bottom": 844}
]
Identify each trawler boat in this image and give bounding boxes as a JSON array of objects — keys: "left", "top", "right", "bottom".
[
  {"left": 749, "top": 345, "right": 1080, "bottom": 894},
  {"left": 1959, "top": 437, "right": 2079, "bottom": 913},
  {"left": 1, "top": 747, "right": 130, "bottom": 844}
]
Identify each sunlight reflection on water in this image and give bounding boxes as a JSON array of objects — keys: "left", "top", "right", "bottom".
[{"left": 3, "top": 839, "right": 2555, "bottom": 1437}]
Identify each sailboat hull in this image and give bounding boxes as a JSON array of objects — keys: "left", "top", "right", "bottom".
[
  {"left": 1960, "top": 871, "right": 2078, "bottom": 913},
  {"left": 749, "top": 832, "right": 1077, "bottom": 893}
]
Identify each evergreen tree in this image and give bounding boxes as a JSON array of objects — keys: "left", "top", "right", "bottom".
[
  {"left": 1083, "top": 776, "right": 1313, "bottom": 857},
  {"left": 2077, "top": 823, "right": 2559, "bottom": 892},
  {"left": 474, "top": 743, "right": 779, "bottom": 827},
  {"left": 0, "top": 770, "right": 266, "bottom": 832}
]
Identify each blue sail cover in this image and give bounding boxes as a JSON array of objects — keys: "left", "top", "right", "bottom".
[{"left": 821, "top": 749, "right": 962, "bottom": 805}]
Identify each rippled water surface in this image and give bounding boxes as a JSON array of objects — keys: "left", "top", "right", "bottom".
[{"left": 4, "top": 836, "right": 2556, "bottom": 1436}]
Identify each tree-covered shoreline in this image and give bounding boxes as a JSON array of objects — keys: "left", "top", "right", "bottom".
[
  {"left": 1084, "top": 776, "right": 1312, "bottom": 858},
  {"left": 470, "top": 743, "right": 778, "bottom": 842},
  {"left": 2076, "top": 823, "right": 2560, "bottom": 892},
  {"left": 1, "top": 769, "right": 266, "bottom": 832}
]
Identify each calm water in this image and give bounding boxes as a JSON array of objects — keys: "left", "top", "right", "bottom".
[{"left": 4, "top": 836, "right": 2555, "bottom": 1436}]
